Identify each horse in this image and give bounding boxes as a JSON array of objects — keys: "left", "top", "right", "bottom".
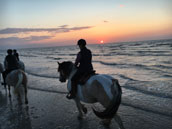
[
  {"left": 0, "top": 63, "right": 3, "bottom": 84},
  {"left": 58, "top": 61, "right": 124, "bottom": 127},
  {"left": 0, "top": 62, "right": 28, "bottom": 104},
  {"left": 18, "top": 60, "right": 25, "bottom": 71}
]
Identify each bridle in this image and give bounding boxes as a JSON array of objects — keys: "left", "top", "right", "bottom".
[{"left": 57, "top": 61, "right": 74, "bottom": 83}]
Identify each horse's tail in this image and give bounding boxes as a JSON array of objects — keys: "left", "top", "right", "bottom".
[
  {"left": 92, "top": 79, "right": 122, "bottom": 119},
  {"left": 14, "top": 71, "right": 23, "bottom": 94}
]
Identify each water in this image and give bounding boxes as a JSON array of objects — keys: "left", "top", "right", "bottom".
[{"left": 0, "top": 39, "right": 172, "bottom": 119}]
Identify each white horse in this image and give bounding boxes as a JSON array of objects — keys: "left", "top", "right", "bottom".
[
  {"left": 18, "top": 60, "right": 25, "bottom": 71},
  {"left": 0, "top": 62, "right": 28, "bottom": 104},
  {"left": 0, "top": 63, "right": 3, "bottom": 84},
  {"left": 58, "top": 61, "right": 124, "bottom": 128}
]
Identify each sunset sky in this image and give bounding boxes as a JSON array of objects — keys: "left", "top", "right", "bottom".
[{"left": 0, "top": 0, "right": 172, "bottom": 49}]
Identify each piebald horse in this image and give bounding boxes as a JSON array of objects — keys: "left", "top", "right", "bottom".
[
  {"left": 58, "top": 61, "right": 124, "bottom": 127},
  {"left": 0, "top": 62, "right": 28, "bottom": 104}
]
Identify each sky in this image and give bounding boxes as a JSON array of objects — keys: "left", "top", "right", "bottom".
[{"left": 0, "top": 0, "right": 172, "bottom": 49}]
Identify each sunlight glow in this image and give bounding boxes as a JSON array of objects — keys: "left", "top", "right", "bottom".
[{"left": 100, "top": 40, "right": 104, "bottom": 44}]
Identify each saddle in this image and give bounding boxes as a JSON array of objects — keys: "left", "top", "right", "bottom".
[{"left": 78, "top": 70, "right": 96, "bottom": 85}]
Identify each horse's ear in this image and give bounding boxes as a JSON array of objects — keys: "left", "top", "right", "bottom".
[{"left": 57, "top": 61, "right": 60, "bottom": 65}]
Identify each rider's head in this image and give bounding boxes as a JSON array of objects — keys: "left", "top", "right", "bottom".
[
  {"left": 13, "top": 49, "right": 17, "bottom": 53},
  {"left": 7, "top": 49, "right": 12, "bottom": 55},
  {"left": 77, "top": 39, "right": 86, "bottom": 48}
]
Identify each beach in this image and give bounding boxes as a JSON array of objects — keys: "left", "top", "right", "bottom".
[
  {"left": 0, "top": 85, "right": 172, "bottom": 129},
  {"left": 0, "top": 75, "right": 172, "bottom": 129},
  {"left": 0, "top": 39, "right": 172, "bottom": 129}
]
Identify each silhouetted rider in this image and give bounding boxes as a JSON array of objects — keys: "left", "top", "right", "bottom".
[
  {"left": 2, "top": 49, "right": 19, "bottom": 85},
  {"left": 66, "top": 39, "right": 94, "bottom": 99},
  {"left": 13, "top": 49, "right": 20, "bottom": 61}
]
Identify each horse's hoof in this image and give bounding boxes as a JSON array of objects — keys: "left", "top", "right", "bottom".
[
  {"left": 82, "top": 107, "right": 87, "bottom": 114},
  {"left": 100, "top": 119, "right": 111, "bottom": 127},
  {"left": 25, "top": 101, "right": 28, "bottom": 104},
  {"left": 77, "top": 115, "right": 83, "bottom": 120}
]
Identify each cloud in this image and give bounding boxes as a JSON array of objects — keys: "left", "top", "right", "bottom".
[
  {"left": 103, "top": 20, "right": 109, "bottom": 23},
  {"left": 0, "top": 26, "right": 93, "bottom": 34},
  {"left": 0, "top": 35, "right": 53, "bottom": 47},
  {"left": 119, "top": 5, "right": 125, "bottom": 8},
  {"left": 23, "top": 36, "right": 53, "bottom": 41},
  {"left": 0, "top": 25, "right": 93, "bottom": 49},
  {"left": 0, "top": 36, "right": 71, "bottom": 49},
  {"left": 59, "top": 25, "right": 68, "bottom": 28},
  {"left": 0, "top": 37, "right": 28, "bottom": 49}
]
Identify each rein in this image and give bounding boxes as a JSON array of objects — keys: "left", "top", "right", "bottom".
[{"left": 68, "top": 65, "right": 77, "bottom": 80}]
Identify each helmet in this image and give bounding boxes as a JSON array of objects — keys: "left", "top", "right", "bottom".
[
  {"left": 77, "top": 39, "right": 86, "bottom": 46},
  {"left": 7, "top": 49, "right": 12, "bottom": 54}
]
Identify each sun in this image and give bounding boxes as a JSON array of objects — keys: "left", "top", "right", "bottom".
[{"left": 100, "top": 40, "right": 104, "bottom": 44}]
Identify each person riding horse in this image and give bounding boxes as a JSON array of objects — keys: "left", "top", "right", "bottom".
[
  {"left": 2, "top": 49, "right": 19, "bottom": 86},
  {"left": 13, "top": 49, "right": 20, "bottom": 61},
  {"left": 66, "top": 39, "right": 94, "bottom": 99}
]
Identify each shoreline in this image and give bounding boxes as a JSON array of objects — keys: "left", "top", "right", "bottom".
[{"left": 0, "top": 85, "right": 172, "bottom": 129}]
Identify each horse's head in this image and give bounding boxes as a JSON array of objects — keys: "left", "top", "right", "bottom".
[
  {"left": 57, "top": 61, "right": 74, "bottom": 83},
  {"left": 0, "top": 63, "right": 4, "bottom": 73}
]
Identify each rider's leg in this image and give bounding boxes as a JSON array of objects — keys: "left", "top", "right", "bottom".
[
  {"left": 2, "top": 70, "right": 8, "bottom": 85},
  {"left": 66, "top": 71, "right": 81, "bottom": 99},
  {"left": 2, "top": 69, "right": 12, "bottom": 86}
]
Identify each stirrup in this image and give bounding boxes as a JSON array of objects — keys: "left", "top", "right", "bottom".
[
  {"left": 66, "top": 93, "right": 75, "bottom": 99},
  {"left": 1, "top": 82, "right": 6, "bottom": 85}
]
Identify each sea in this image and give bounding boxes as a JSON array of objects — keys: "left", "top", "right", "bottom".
[{"left": 0, "top": 39, "right": 172, "bottom": 120}]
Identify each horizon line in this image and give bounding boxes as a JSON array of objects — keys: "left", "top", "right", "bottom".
[{"left": 0, "top": 38, "right": 171, "bottom": 51}]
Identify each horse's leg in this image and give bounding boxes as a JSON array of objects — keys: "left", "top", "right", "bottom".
[
  {"left": 81, "top": 104, "right": 87, "bottom": 114},
  {"left": 98, "top": 98, "right": 112, "bottom": 126},
  {"left": 101, "top": 119, "right": 112, "bottom": 127},
  {"left": 114, "top": 113, "right": 125, "bottom": 129},
  {"left": 17, "top": 93, "right": 22, "bottom": 104},
  {"left": 24, "top": 84, "right": 28, "bottom": 104},
  {"left": 2, "top": 73, "right": 7, "bottom": 89},
  {"left": 74, "top": 98, "right": 84, "bottom": 119},
  {"left": 8, "top": 85, "right": 11, "bottom": 98}
]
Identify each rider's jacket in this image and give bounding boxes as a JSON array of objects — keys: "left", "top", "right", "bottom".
[
  {"left": 75, "top": 47, "right": 93, "bottom": 73},
  {"left": 4, "top": 54, "right": 18, "bottom": 70}
]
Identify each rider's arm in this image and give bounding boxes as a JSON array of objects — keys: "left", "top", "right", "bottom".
[
  {"left": 75, "top": 52, "right": 81, "bottom": 67},
  {"left": 4, "top": 57, "right": 8, "bottom": 69}
]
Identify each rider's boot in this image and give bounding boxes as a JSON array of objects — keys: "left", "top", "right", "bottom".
[{"left": 66, "top": 82, "right": 77, "bottom": 99}]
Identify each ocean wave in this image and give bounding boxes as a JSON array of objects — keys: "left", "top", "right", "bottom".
[
  {"left": 97, "top": 61, "right": 149, "bottom": 69},
  {"left": 28, "top": 87, "right": 67, "bottom": 94},
  {"left": 123, "top": 85, "right": 172, "bottom": 99},
  {"left": 96, "top": 61, "right": 172, "bottom": 74},
  {"left": 26, "top": 71, "right": 58, "bottom": 79},
  {"left": 20, "top": 54, "right": 37, "bottom": 57},
  {"left": 117, "top": 74, "right": 135, "bottom": 81},
  {"left": 45, "top": 56, "right": 62, "bottom": 60},
  {"left": 121, "top": 102, "right": 172, "bottom": 118},
  {"left": 152, "top": 65, "right": 172, "bottom": 69}
]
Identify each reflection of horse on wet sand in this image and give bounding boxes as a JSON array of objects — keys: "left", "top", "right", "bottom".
[
  {"left": 58, "top": 61, "right": 125, "bottom": 128},
  {"left": 0, "top": 61, "right": 28, "bottom": 104}
]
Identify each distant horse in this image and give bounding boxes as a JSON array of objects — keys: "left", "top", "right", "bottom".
[
  {"left": 0, "top": 62, "right": 28, "bottom": 104},
  {"left": 18, "top": 60, "right": 25, "bottom": 71},
  {"left": 0, "top": 63, "right": 3, "bottom": 84},
  {"left": 58, "top": 61, "right": 124, "bottom": 127}
]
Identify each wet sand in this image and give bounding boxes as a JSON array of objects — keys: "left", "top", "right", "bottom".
[{"left": 0, "top": 84, "right": 172, "bottom": 129}]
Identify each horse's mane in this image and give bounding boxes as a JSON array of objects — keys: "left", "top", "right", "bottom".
[{"left": 59, "top": 61, "right": 75, "bottom": 77}]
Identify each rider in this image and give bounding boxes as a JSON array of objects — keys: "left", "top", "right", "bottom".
[
  {"left": 66, "top": 39, "right": 94, "bottom": 99},
  {"left": 13, "top": 49, "right": 20, "bottom": 61},
  {"left": 2, "top": 49, "right": 19, "bottom": 85}
]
